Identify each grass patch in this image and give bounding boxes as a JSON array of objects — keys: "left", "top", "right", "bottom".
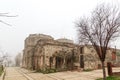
[
  {"left": 83, "top": 69, "right": 93, "bottom": 72},
  {"left": 36, "top": 68, "right": 68, "bottom": 74},
  {"left": 0, "top": 66, "right": 4, "bottom": 76},
  {"left": 96, "top": 76, "right": 120, "bottom": 80},
  {"left": 36, "top": 68, "right": 57, "bottom": 74}
]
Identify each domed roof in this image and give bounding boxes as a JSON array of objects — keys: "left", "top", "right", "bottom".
[{"left": 56, "top": 38, "right": 73, "bottom": 43}]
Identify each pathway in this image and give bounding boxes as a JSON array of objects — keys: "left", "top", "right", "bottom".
[{"left": 3, "top": 67, "right": 120, "bottom": 80}]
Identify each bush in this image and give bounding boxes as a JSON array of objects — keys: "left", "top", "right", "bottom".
[
  {"left": 36, "top": 68, "right": 57, "bottom": 74},
  {"left": 83, "top": 69, "right": 93, "bottom": 72},
  {"left": 36, "top": 67, "right": 69, "bottom": 74}
]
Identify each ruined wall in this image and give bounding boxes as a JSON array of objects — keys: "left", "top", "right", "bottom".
[
  {"left": 83, "top": 45, "right": 116, "bottom": 70},
  {"left": 22, "top": 34, "right": 118, "bottom": 70},
  {"left": 33, "top": 39, "right": 79, "bottom": 70},
  {"left": 22, "top": 34, "right": 79, "bottom": 70},
  {"left": 22, "top": 34, "right": 54, "bottom": 69}
]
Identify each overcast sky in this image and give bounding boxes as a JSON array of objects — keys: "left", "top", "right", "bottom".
[{"left": 0, "top": 0, "right": 119, "bottom": 59}]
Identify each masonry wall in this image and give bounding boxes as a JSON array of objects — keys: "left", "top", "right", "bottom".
[
  {"left": 22, "top": 34, "right": 80, "bottom": 70},
  {"left": 22, "top": 34, "right": 118, "bottom": 71}
]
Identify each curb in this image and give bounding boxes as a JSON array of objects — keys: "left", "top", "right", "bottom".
[
  {"left": 17, "top": 68, "right": 34, "bottom": 80},
  {"left": 46, "top": 74, "right": 63, "bottom": 80}
]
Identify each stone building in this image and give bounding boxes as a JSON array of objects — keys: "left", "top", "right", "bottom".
[
  {"left": 22, "top": 34, "right": 119, "bottom": 71},
  {"left": 81, "top": 45, "right": 118, "bottom": 69},
  {"left": 22, "top": 34, "right": 80, "bottom": 70}
]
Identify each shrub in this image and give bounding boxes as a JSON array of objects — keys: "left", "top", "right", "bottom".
[
  {"left": 36, "top": 68, "right": 57, "bottom": 74},
  {"left": 83, "top": 69, "right": 93, "bottom": 72}
]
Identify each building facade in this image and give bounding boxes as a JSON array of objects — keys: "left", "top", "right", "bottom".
[
  {"left": 22, "top": 34, "right": 80, "bottom": 70},
  {"left": 22, "top": 34, "right": 119, "bottom": 70}
]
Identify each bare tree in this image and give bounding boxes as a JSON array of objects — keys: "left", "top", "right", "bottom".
[
  {"left": 0, "top": 50, "right": 12, "bottom": 67},
  {"left": 0, "top": 13, "right": 17, "bottom": 26},
  {"left": 76, "top": 4, "right": 120, "bottom": 80}
]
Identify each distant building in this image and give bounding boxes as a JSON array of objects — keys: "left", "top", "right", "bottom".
[
  {"left": 15, "top": 52, "right": 23, "bottom": 67},
  {"left": 22, "top": 34, "right": 120, "bottom": 70}
]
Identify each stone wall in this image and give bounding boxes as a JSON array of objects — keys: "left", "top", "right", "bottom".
[
  {"left": 22, "top": 34, "right": 119, "bottom": 70},
  {"left": 22, "top": 34, "right": 80, "bottom": 70},
  {"left": 82, "top": 45, "right": 117, "bottom": 69}
]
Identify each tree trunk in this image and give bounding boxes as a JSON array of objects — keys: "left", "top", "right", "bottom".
[{"left": 102, "top": 61, "right": 106, "bottom": 80}]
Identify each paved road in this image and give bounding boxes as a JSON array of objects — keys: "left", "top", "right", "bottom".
[
  {"left": 4, "top": 67, "right": 28, "bottom": 80},
  {"left": 4, "top": 67, "right": 120, "bottom": 80},
  {"left": 4, "top": 67, "right": 55, "bottom": 80}
]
